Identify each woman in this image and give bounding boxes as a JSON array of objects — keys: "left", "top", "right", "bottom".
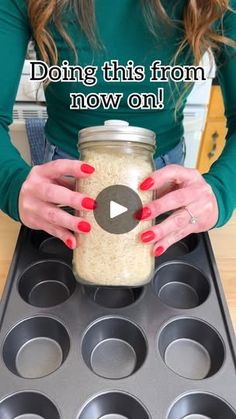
[{"left": 0, "top": 0, "right": 235, "bottom": 256}]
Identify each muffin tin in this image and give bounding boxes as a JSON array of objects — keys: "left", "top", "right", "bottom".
[{"left": 0, "top": 226, "right": 236, "bottom": 418}]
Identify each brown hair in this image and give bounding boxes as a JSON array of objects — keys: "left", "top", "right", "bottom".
[{"left": 28, "top": 0, "right": 235, "bottom": 66}]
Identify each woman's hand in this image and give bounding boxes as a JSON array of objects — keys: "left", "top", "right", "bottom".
[
  {"left": 19, "top": 159, "right": 96, "bottom": 249},
  {"left": 138, "top": 165, "right": 219, "bottom": 256}
]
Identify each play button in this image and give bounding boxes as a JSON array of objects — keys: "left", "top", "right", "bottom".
[
  {"left": 110, "top": 201, "right": 128, "bottom": 219},
  {"left": 94, "top": 185, "right": 142, "bottom": 234}
]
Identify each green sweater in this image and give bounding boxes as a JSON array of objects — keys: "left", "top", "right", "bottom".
[{"left": 0, "top": 0, "right": 236, "bottom": 226}]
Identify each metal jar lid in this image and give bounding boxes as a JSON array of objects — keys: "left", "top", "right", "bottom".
[{"left": 78, "top": 120, "right": 156, "bottom": 147}]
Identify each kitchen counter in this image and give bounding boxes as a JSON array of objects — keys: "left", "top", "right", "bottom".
[{"left": 0, "top": 211, "right": 236, "bottom": 331}]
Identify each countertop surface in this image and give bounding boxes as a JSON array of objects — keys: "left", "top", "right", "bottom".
[{"left": 0, "top": 211, "right": 236, "bottom": 331}]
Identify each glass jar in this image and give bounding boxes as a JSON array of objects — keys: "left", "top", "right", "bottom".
[{"left": 73, "top": 120, "right": 156, "bottom": 287}]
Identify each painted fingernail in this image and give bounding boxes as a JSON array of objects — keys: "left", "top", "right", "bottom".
[
  {"left": 66, "top": 239, "right": 74, "bottom": 249},
  {"left": 140, "top": 177, "right": 154, "bottom": 191},
  {"left": 81, "top": 197, "right": 97, "bottom": 210},
  {"left": 154, "top": 246, "right": 165, "bottom": 257},
  {"left": 77, "top": 221, "right": 91, "bottom": 233},
  {"left": 135, "top": 207, "right": 152, "bottom": 221},
  {"left": 81, "top": 163, "right": 95, "bottom": 174},
  {"left": 141, "top": 230, "right": 156, "bottom": 243}
]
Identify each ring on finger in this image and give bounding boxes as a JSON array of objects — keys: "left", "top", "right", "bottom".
[{"left": 184, "top": 207, "right": 198, "bottom": 224}]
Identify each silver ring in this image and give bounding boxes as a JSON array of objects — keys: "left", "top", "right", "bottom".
[{"left": 184, "top": 207, "right": 198, "bottom": 224}]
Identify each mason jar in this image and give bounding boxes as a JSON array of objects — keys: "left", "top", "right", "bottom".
[{"left": 73, "top": 120, "right": 156, "bottom": 287}]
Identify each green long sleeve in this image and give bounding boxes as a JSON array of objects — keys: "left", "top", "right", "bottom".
[
  {"left": 0, "top": 0, "right": 31, "bottom": 220},
  {"left": 0, "top": 0, "right": 236, "bottom": 226},
  {"left": 203, "top": 1, "right": 236, "bottom": 226}
]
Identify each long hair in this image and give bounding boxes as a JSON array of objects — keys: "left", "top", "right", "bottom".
[{"left": 27, "top": 0, "right": 235, "bottom": 66}]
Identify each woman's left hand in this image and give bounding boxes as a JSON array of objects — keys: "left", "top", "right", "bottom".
[{"left": 138, "top": 165, "right": 219, "bottom": 257}]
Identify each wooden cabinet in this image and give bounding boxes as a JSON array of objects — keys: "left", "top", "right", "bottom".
[{"left": 197, "top": 86, "right": 227, "bottom": 173}]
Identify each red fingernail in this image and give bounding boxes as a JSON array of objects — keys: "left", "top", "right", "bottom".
[
  {"left": 141, "top": 230, "right": 156, "bottom": 243},
  {"left": 77, "top": 221, "right": 91, "bottom": 233},
  {"left": 154, "top": 246, "right": 165, "bottom": 257},
  {"left": 81, "top": 197, "right": 97, "bottom": 210},
  {"left": 135, "top": 207, "right": 152, "bottom": 221},
  {"left": 81, "top": 163, "right": 95, "bottom": 174},
  {"left": 140, "top": 177, "right": 154, "bottom": 191},
  {"left": 66, "top": 239, "right": 74, "bottom": 249}
]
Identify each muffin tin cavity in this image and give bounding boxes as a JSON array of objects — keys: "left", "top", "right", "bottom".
[
  {"left": 3, "top": 317, "right": 70, "bottom": 379},
  {"left": 78, "top": 392, "right": 150, "bottom": 419},
  {"left": 31, "top": 230, "right": 72, "bottom": 262},
  {"left": 153, "top": 263, "right": 210, "bottom": 309},
  {"left": 167, "top": 393, "right": 236, "bottom": 419},
  {"left": 158, "top": 318, "right": 225, "bottom": 380},
  {"left": 84, "top": 286, "right": 143, "bottom": 308},
  {"left": 0, "top": 392, "right": 60, "bottom": 419},
  {"left": 159, "top": 234, "right": 199, "bottom": 260},
  {"left": 82, "top": 317, "right": 147, "bottom": 379},
  {"left": 18, "top": 261, "right": 76, "bottom": 307}
]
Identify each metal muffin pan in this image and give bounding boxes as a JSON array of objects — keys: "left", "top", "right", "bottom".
[{"left": 0, "top": 227, "right": 235, "bottom": 418}]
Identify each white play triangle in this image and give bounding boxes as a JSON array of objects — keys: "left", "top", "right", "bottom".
[{"left": 110, "top": 200, "right": 128, "bottom": 219}]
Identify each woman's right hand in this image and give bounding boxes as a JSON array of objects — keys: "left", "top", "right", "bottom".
[{"left": 19, "top": 159, "right": 96, "bottom": 249}]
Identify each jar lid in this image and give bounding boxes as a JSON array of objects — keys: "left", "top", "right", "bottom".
[{"left": 78, "top": 120, "right": 156, "bottom": 146}]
